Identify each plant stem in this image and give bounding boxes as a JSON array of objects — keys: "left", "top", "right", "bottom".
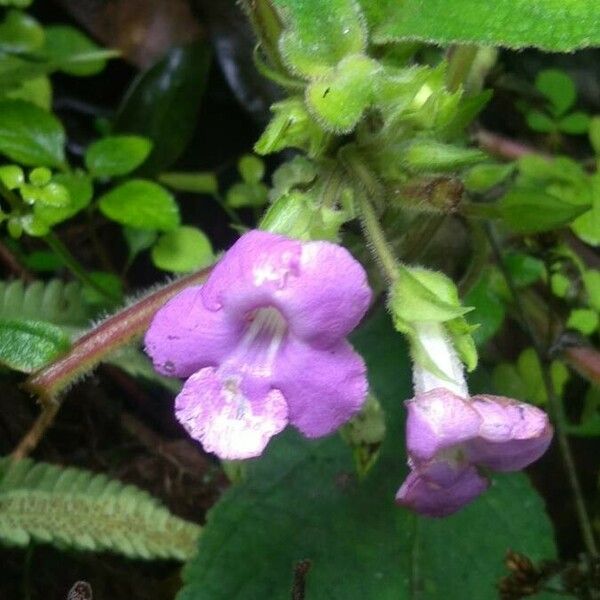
[
  {"left": 486, "top": 225, "right": 598, "bottom": 557},
  {"left": 340, "top": 148, "right": 399, "bottom": 282},
  {"left": 446, "top": 45, "right": 478, "bottom": 92},
  {"left": 11, "top": 268, "right": 211, "bottom": 460},
  {"left": 43, "top": 232, "right": 120, "bottom": 303}
]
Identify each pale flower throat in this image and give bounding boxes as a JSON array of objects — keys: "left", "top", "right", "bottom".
[{"left": 412, "top": 321, "right": 468, "bottom": 397}]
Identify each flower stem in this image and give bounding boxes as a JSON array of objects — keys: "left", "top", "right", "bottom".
[
  {"left": 43, "top": 232, "right": 120, "bottom": 303},
  {"left": 11, "top": 268, "right": 211, "bottom": 460},
  {"left": 486, "top": 225, "right": 598, "bottom": 557},
  {"left": 340, "top": 148, "right": 399, "bottom": 282}
]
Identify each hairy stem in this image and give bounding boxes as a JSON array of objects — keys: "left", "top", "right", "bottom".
[
  {"left": 486, "top": 225, "right": 598, "bottom": 557},
  {"left": 11, "top": 268, "right": 210, "bottom": 460}
]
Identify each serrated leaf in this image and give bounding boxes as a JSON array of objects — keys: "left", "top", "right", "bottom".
[
  {"left": 178, "top": 310, "right": 556, "bottom": 599},
  {"left": 273, "top": 0, "right": 367, "bottom": 78},
  {"left": 98, "top": 179, "right": 180, "bottom": 232},
  {"left": 0, "top": 318, "right": 69, "bottom": 371},
  {"left": 0, "top": 279, "right": 89, "bottom": 335},
  {"left": 371, "top": 0, "right": 600, "bottom": 52},
  {"left": 85, "top": 135, "right": 152, "bottom": 177},
  {"left": 0, "top": 99, "right": 65, "bottom": 167},
  {"left": 0, "top": 457, "right": 201, "bottom": 560},
  {"left": 151, "top": 226, "right": 214, "bottom": 273}
]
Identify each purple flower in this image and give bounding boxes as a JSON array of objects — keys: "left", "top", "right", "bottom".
[
  {"left": 144, "top": 230, "right": 372, "bottom": 459},
  {"left": 395, "top": 388, "right": 553, "bottom": 517}
]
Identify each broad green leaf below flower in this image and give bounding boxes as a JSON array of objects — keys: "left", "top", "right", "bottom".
[
  {"left": 178, "top": 310, "right": 557, "bottom": 600},
  {"left": 85, "top": 135, "right": 152, "bottom": 178}
]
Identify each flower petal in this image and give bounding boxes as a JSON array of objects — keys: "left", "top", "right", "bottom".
[
  {"left": 277, "top": 241, "right": 372, "bottom": 347},
  {"left": 200, "top": 230, "right": 303, "bottom": 314},
  {"left": 405, "top": 388, "right": 481, "bottom": 463},
  {"left": 175, "top": 367, "right": 288, "bottom": 459},
  {"left": 395, "top": 463, "right": 489, "bottom": 517},
  {"left": 274, "top": 338, "right": 368, "bottom": 438},
  {"left": 144, "top": 286, "right": 242, "bottom": 378},
  {"left": 201, "top": 232, "right": 371, "bottom": 347},
  {"left": 467, "top": 395, "right": 553, "bottom": 471}
]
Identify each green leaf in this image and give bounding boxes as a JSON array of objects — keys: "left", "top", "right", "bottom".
[
  {"left": 371, "top": 0, "right": 600, "bottom": 52},
  {"left": 273, "top": 0, "right": 367, "bottom": 78},
  {"left": 589, "top": 117, "right": 600, "bottom": 156},
  {"left": 34, "top": 171, "right": 93, "bottom": 227},
  {"left": 43, "top": 25, "right": 111, "bottom": 76},
  {"left": 0, "top": 457, "right": 201, "bottom": 560},
  {"left": 0, "top": 279, "right": 89, "bottom": 335},
  {"left": 0, "top": 319, "right": 69, "bottom": 371},
  {"left": 123, "top": 227, "right": 157, "bottom": 263},
  {"left": 85, "top": 135, "right": 152, "bottom": 177},
  {"left": 113, "top": 42, "right": 211, "bottom": 174},
  {"left": 464, "top": 270, "right": 506, "bottom": 346},
  {"left": 571, "top": 173, "right": 600, "bottom": 246},
  {"left": 179, "top": 311, "right": 556, "bottom": 599},
  {"left": 526, "top": 110, "right": 555, "bottom": 133},
  {"left": 0, "top": 9, "right": 44, "bottom": 52},
  {"left": 151, "top": 226, "right": 214, "bottom": 273},
  {"left": 499, "top": 187, "right": 590, "bottom": 234},
  {"left": 558, "top": 112, "right": 590, "bottom": 135},
  {"left": 464, "top": 163, "right": 514, "bottom": 193},
  {"left": 0, "top": 99, "right": 65, "bottom": 167},
  {"left": 3, "top": 75, "right": 52, "bottom": 110},
  {"left": 98, "top": 179, "right": 180, "bottom": 232},
  {"left": 238, "top": 154, "right": 264, "bottom": 184},
  {"left": 583, "top": 270, "right": 600, "bottom": 312},
  {"left": 226, "top": 181, "right": 269, "bottom": 208},
  {"left": 402, "top": 139, "right": 486, "bottom": 173},
  {"left": 159, "top": 171, "right": 218, "bottom": 196},
  {"left": 567, "top": 308, "right": 599, "bottom": 335},
  {"left": 503, "top": 252, "right": 545, "bottom": 287},
  {"left": 535, "top": 70, "right": 575, "bottom": 116}
]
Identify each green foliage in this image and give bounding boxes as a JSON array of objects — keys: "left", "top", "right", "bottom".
[
  {"left": 151, "top": 226, "right": 214, "bottom": 273},
  {"left": 159, "top": 171, "right": 218, "bottom": 196},
  {"left": 85, "top": 135, "right": 152, "bottom": 178},
  {"left": 0, "top": 9, "right": 43, "bottom": 52},
  {"left": 0, "top": 319, "right": 69, "bottom": 372},
  {"left": 98, "top": 179, "right": 180, "bottom": 232},
  {"left": 272, "top": 0, "right": 367, "bottom": 78},
  {"left": 0, "top": 457, "right": 201, "bottom": 560},
  {"left": 0, "top": 99, "right": 65, "bottom": 167},
  {"left": 178, "top": 311, "right": 557, "bottom": 599},
  {"left": 43, "top": 25, "right": 111, "bottom": 76},
  {"left": 369, "top": 0, "right": 600, "bottom": 51},
  {"left": 525, "top": 70, "right": 589, "bottom": 135},
  {"left": 113, "top": 42, "right": 211, "bottom": 174},
  {"left": 493, "top": 348, "right": 569, "bottom": 406}
]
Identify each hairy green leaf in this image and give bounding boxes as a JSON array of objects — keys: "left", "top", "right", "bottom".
[
  {"left": 0, "top": 99, "right": 65, "bottom": 167},
  {"left": 371, "top": 0, "right": 600, "bottom": 51},
  {"left": 273, "top": 0, "right": 367, "bottom": 77},
  {"left": 99, "top": 179, "right": 180, "bottom": 231},
  {"left": 179, "top": 311, "right": 556, "bottom": 599},
  {"left": 0, "top": 457, "right": 201, "bottom": 560},
  {"left": 0, "top": 319, "right": 69, "bottom": 372}
]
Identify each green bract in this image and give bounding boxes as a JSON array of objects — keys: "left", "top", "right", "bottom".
[{"left": 389, "top": 266, "right": 477, "bottom": 374}]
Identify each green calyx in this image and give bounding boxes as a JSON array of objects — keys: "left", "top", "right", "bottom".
[{"left": 389, "top": 265, "right": 478, "bottom": 373}]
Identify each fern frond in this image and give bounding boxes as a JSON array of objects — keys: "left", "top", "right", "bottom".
[
  {"left": 0, "top": 280, "right": 89, "bottom": 334},
  {"left": 0, "top": 458, "right": 201, "bottom": 561}
]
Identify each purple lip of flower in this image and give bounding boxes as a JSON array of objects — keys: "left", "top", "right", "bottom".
[
  {"left": 395, "top": 388, "right": 553, "bottom": 517},
  {"left": 144, "top": 230, "right": 372, "bottom": 460}
]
